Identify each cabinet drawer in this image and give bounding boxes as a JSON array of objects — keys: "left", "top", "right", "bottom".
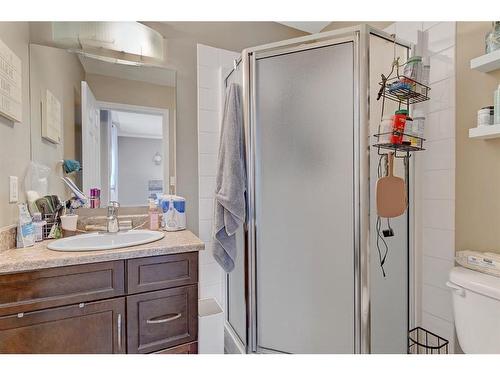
[
  {"left": 0, "top": 261, "right": 125, "bottom": 316},
  {"left": 127, "top": 285, "right": 198, "bottom": 354},
  {"left": 127, "top": 252, "right": 198, "bottom": 294},
  {"left": 0, "top": 297, "right": 125, "bottom": 354},
  {"left": 153, "top": 341, "right": 198, "bottom": 354}
]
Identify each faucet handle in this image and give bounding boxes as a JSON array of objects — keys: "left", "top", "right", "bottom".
[{"left": 107, "top": 201, "right": 120, "bottom": 216}]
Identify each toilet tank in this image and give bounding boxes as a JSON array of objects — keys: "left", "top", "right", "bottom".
[{"left": 448, "top": 266, "right": 500, "bottom": 354}]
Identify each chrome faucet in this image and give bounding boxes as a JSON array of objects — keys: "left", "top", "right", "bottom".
[{"left": 106, "top": 201, "right": 120, "bottom": 233}]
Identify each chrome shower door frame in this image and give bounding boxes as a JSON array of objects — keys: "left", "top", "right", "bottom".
[{"left": 242, "top": 26, "right": 368, "bottom": 354}]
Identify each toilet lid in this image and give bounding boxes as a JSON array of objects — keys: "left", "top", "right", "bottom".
[{"left": 450, "top": 266, "right": 500, "bottom": 300}]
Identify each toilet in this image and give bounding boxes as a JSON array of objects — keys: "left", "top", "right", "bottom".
[{"left": 448, "top": 266, "right": 500, "bottom": 353}]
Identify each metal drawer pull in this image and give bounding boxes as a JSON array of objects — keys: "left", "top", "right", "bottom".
[
  {"left": 117, "top": 313, "right": 122, "bottom": 351},
  {"left": 146, "top": 313, "right": 182, "bottom": 324}
]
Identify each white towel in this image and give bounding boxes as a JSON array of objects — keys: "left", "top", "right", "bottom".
[{"left": 213, "top": 83, "right": 246, "bottom": 272}]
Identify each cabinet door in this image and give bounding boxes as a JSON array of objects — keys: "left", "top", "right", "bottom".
[
  {"left": 127, "top": 285, "right": 197, "bottom": 354},
  {"left": 0, "top": 298, "right": 125, "bottom": 354}
]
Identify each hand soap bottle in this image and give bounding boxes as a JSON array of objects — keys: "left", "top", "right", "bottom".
[{"left": 148, "top": 199, "right": 159, "bottom": 230}]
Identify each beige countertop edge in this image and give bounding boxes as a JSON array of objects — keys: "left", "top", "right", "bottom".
[{"left": 0, "top": 230, "right": 205, "bottom": 275}]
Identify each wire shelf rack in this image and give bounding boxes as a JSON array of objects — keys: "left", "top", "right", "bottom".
[
  {"left": 373, "top": 131, "right": 425, "bottom": 157},
  {"left": 379, "top": 75, "right": 430, "bottom": 105},
  {"left": 408, "top": 327, "right": 449, "bottom": 354}
]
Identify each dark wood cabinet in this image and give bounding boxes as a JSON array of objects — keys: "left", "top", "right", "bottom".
[
  {"left": 0, "top": 298, "right": 125, "bottom": 354},
  {"left": 127, "top": 285, "right": 198, "bottom": 354},
  {"left": 154, "top": 342, "right": 198, "bottom": 354},
  {"left": 0, "top": 252, "right": 199, "bottom": 354}
]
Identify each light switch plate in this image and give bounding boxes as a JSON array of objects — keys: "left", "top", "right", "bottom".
[{"left": 9, "top": 176, "right": 18, "bottom": 203}]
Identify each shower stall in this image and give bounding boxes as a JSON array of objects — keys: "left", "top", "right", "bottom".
[{"left": 223, "top": 25, "right": 414, "bottom": 354}]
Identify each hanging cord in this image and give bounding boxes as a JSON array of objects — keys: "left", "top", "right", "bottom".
[{"left": 376, "top": 154, "right": 389, "bottom": 278}]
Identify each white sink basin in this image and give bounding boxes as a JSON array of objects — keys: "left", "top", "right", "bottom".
[{"left": 47, "top": 230, "right": 165, "bottom": 252}]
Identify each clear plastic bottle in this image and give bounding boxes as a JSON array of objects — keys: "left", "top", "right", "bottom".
[
  {"left": 378, "top": 116, "right": 393, "bottom": 144},
  {"left": 16, "top": 203, "right": 35, "bottom": 248},
  {"left": 32, "top": 212, "right": 46, "bottom": 242}
]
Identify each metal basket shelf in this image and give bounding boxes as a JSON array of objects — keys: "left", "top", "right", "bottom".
[
  {"left": 379, "top": 76, "right": 430, "bottom": 105},
  {"left": 373, "top": 131, "right": 425, "bottom": 156},
  {"left": 42, "top": 213, "right": 59, "bottom": 240},
  {"left": 408, "top": 327, "right": 449, "bottom": 354}
]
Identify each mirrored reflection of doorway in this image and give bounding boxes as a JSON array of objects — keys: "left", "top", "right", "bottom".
[{"left": 82, "top": 80, "right": 169, "bottom": 207}]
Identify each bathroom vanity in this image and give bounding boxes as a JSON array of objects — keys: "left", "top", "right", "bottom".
[{"left": 0, "top": 231, "right": 203, "bottom": 354}]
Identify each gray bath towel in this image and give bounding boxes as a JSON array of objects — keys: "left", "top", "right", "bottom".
[{"left": 213, "top": 83, "right": 246, "bottom": 272}]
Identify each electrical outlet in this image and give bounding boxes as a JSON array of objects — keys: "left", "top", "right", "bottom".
[{"left": 9, "top": 176, "right": 18, "bottom": 203}]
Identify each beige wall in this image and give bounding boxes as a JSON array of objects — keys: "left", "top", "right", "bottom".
[
  {"left": 85, "top": 73, "right": 177, "bottom": 187},
  {"left": 29, "top": 44, "right": 85, "bottom": 199},
  {"left": 0, "top": 23, "right": 31, "bottom": 228},
  {"left": 144, "top": 22, "right": 307, "bottom": 233},
  {"left": 456, "top": 22, "right": 500, "bottom": 253}
]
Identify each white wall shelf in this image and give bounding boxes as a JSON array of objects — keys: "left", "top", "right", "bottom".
[
  {"left": 470, "top": 49, "right": 500, "bottom": 73},
  {"left": 469, "top": 124, "right": 500, "bottom": 139}
]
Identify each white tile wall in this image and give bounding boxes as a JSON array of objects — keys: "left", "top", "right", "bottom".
[
  {"left": 386, "top": 22, "right": 457, "bottom": 353},
  {"left": 429, "top": 47, "right": 455, "bottom": 84},
  {"left": 197, "top": 44, "right": 240, "bottom": 313},
  {"left": 422, "top": 199, "right": 455, "bottom": 231},
  {"left": 422, "top": 256, "right": 455, "bottom": 290},
  {"left": 426, "top": 22, "right": 456, "bottom": 55},
  {"left": 425, "top": 108, "right": 455, "bottom": 141},
  {"left": 422, "top": 284, "right": 454, "bottom": 321},
  {"left": 422, "top": 228, "right": 455, "bottom": 260},
  {"left": 428, "top": 78, "right": 455, "bottom": 113},
  {"left": 422, "top": 138, "right": 455, "bottom": 171},
  {"left": 423, "top": 170, "right": 455, "bottom": 200}
]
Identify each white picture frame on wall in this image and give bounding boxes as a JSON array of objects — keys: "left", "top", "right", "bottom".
[
  {"left": 0, "top": 38, "right": 22, "bottom": 123},
  {"left": 41, "top": 88, "right": 62, "bottom": 144}
]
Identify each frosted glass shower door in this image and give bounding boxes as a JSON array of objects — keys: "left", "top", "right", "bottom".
[{"left": 254, "top": 42, "right": 355, "bottom": 353}]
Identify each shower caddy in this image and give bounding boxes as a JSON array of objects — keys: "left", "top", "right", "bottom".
[{"left": 374, "top": 55, "right": 430, "bottom": 158}]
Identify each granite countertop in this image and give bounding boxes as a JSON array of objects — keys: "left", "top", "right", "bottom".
[{"left": 0, "top": 230, "right": 204, "bottom": 275}]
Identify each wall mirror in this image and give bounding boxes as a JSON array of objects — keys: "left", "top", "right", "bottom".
[{"left": 29, "top": 42, "right": 176, "bottom": 208}]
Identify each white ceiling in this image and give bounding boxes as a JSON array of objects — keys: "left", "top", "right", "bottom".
[
  {"left": 112, "top": 110, "right": 163, "bottom": 139},
  {"left": 279, "top": 22, "right": 331, "bottom": 34},
  {"left": 78, "top": 55, "right": 176, "bottom": 87}
]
